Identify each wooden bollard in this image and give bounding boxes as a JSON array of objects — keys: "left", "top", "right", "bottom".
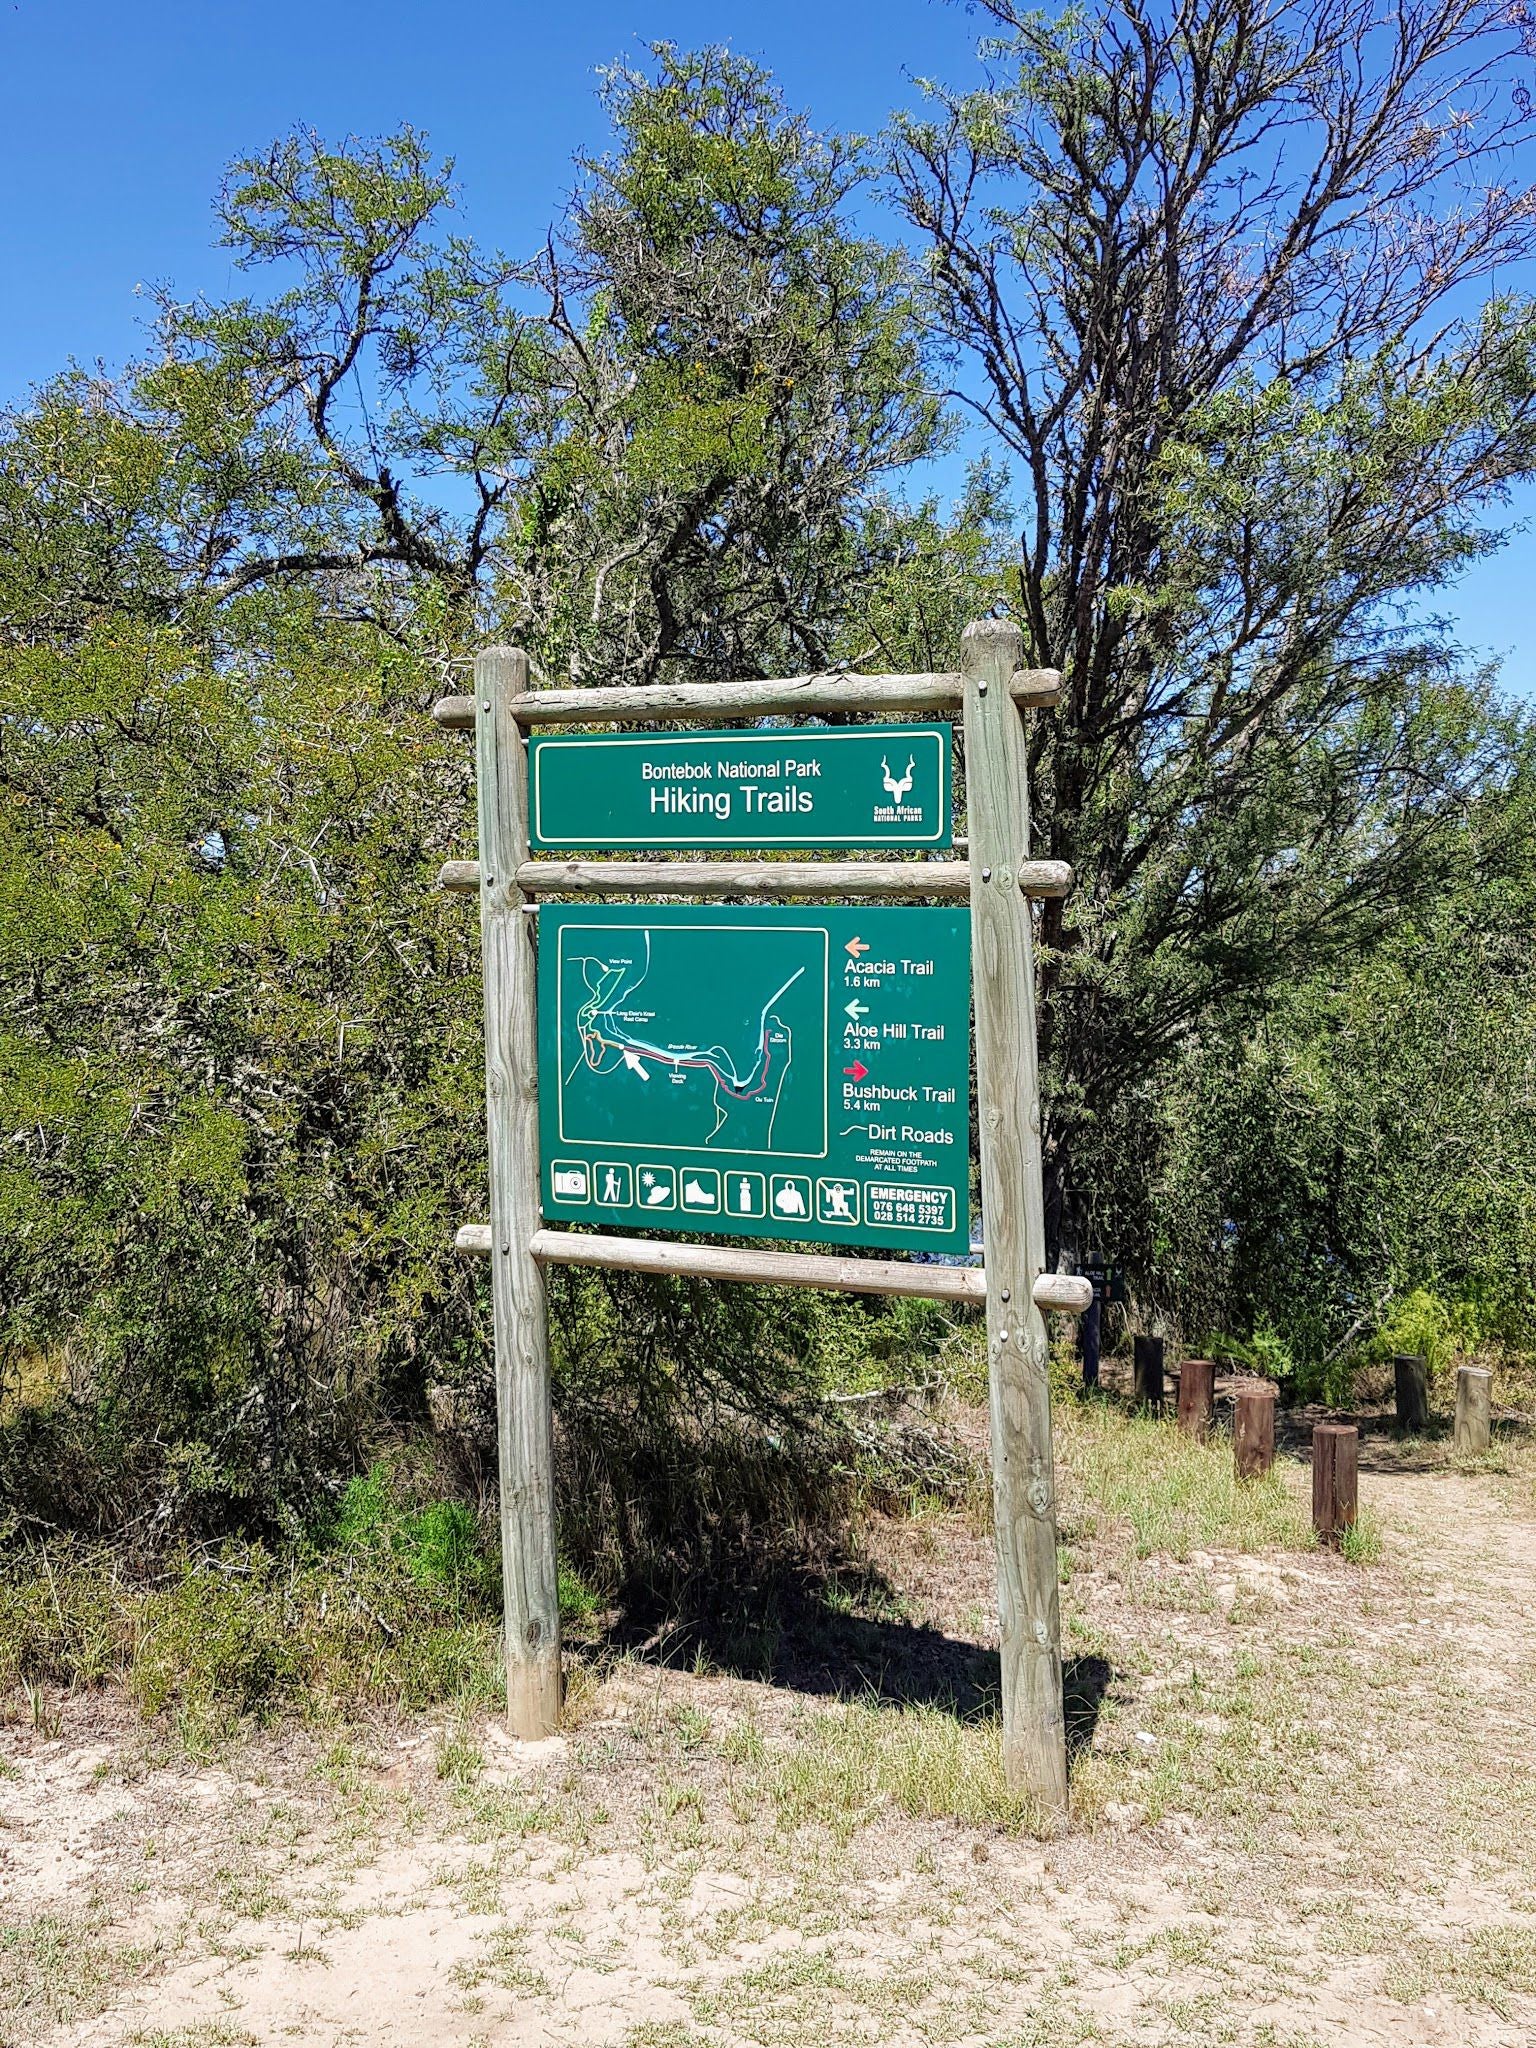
[
  {"left": 1233, "top": 1380, "right": 1276, "bottom": 1479},
  {"left": 1312, "top": 1422, "right": 1358, "bottom": 1544},
  {"left": 1133, "top": 1333, "right": 1165, "bottom": 1411},
  {"left": 1454, "top": 1366, "right": 1492, "bottom": 1455},
  {"left": 1176, "top": 1358, "right": 1216, "bottom": 1440},
  {"left": 1393, "top": 1352, "right": 1429, "bottom": 1434}
]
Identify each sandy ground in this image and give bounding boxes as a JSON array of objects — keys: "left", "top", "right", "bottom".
[{"left": 5, "top": 1445, "right": 1536, "bottom": 2048}]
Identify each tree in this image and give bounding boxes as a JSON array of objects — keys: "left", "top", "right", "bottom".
[
  {"left": 163, "top": 127, "right": 549, "bottom": 642},
  {"left": 889, "top": 0, "right": 1536, "bottom": 1267},
  {"left": 0, "top": 587, "right": 486, "bottom": 1531},
  {"left": 67, "top": 47, "right": 963, "bottom": 679},
  {"left": 0, "top": 50, "right": 985, "bottom": 1539},
  {"left": 1153, "top": 741, "right": 1536, "bottom": 1373},
  {"left": 512, "top": 45, "right": 949, "bottom": 683}
]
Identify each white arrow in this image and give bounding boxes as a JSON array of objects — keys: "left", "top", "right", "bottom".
[
  {"left": 622, "top": 1049, "right": 651, "bottom": 1080},
  {"left": 844, "top": 999, "right": 869, "bottom": 1021}
]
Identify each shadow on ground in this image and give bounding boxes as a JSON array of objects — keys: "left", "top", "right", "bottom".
[
  {"left": 596, "top": 1558, "right": 1114, "bottom": 1755},
  {"left": 1275, "top": 1405, "right": 1534, "bottom": 1473}
]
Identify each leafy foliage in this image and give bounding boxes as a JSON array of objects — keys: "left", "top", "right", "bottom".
[
  {"left": 890, "top": 0, "right": 1536, "bottom": 1266},
  {"left": 0, "top": 588, "right": 486, "bottom": 1533},
  {"left": 1149, "top": 756, "right": 1536, "bottom": 1377},
  {"left": 3, "top": 22, "right": 1536, "bottom": 1590}
]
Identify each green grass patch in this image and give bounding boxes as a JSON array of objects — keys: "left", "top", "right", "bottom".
[
  {"left": 746, "top": 1698, "right": 1059, "bottom": 1841},
  {"left": 130, "top": 2028, "right": 258, "bottom": 2048},
  {"left": 1385, "top": 1921, "right": 1536, "bottom": 2016},
  {"left": 1, "top": 1544, "right": 501, "bottom": 1740},
  {"left": 128, "top": 1544, "right": 501, "bottom": 1735},
  {"left": 558, "top": 1560, "right": 602, "bottom": 1625},
  {"left": 0, "top": 1445, "right": 508, "bottom": 1734},
  {"left": 1055, "top": 1401, "right": 1310, "bottom": 1560},
  {"left": 333, "top": 1462, "right": 493, "bottom": 1596},
  {"left": 1338, "top": 1510, "right": 1384, "bottom": 1565},
  {"left": 0, "top": 1908, "right": 145, "bottom": 2029}
]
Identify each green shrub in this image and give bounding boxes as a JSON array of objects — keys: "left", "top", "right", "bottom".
[
  {"left": 1, "top": 1521, "right": 503, "bottom": 1737},
  {"left": 130, "top": 1546, "right": 502, "bottom": 1730},
  {"left": 407, "top": 1499, "right": 485, "bottom": 1592},
  {"left": 1205, "top": 1321, "right": 1295, "bottom": 1386},
  {"left": 331, "top": 1454, "right": 494, "bottom": 1598},
  {"left": 333, "top": 1464, "right": 392, "bottom": 1549},
  {"left": 557, "top": 1561, "right": 601, "bottom": 1625},
  {"left": 0, "top": 1544, "right": 126, "bottom": 1690},
  {"left": 1354, "top": 1288, "right": 1483, "bottom": 1388},
  {"left": 131, "top": 1550, "right": 307, "bottom": 1719}
]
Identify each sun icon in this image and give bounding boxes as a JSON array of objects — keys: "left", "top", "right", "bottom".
[{"left": 641, "top": 1172, "right": 657, "bottom": 1190}]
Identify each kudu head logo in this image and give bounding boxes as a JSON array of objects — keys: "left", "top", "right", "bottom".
[{"left": 880, "top": 753, "right": 917, "bottom": 804}]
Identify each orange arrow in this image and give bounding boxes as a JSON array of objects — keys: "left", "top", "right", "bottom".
[{"left": 844, "top": 936, "right": 869, "bottom": 958}]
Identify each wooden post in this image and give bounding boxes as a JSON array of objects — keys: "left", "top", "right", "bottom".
[
  {"left": 475, "top": 646, "right": 562, "bottom": 1738},
  {"left": 1233, "top": 1380, "right": 1276, "bottom": 1479},
  {"left": 1393, "top": 1353, "right": 1430, "bottom": 1434},
  {"left": 1454, "top": 1365, "right": 1492, "bottom": 1455},
  {"left": 1311, "top": 1422, "right": 1359, "bottom": 1544},
  {"left": 1133, "top": 1334, "right": 1165, "bottom": 1412},
  {"left": 1080, "top": 1289, "right": 1102, "bottom": 1391},
  {"left": 1176, "top": 1358, "right": 1215, "bottom": 1440},
  {"left": 962, "top": 618, "right": 1068, "bottom": 1817}
]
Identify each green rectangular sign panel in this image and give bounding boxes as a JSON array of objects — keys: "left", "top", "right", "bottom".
[
  {"left": 528, "top": 724, "right": 951, "bottom": 849},
  {"left": 538, "top": 905, "right": 971, "bottom": 1253}
]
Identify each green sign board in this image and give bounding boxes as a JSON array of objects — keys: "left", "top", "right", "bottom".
[
  {"left": 538, "top": 905, "right": 971, "bottom": 1253},
  {"left": 528, "top": 725, "right": 951, "bottom": 850}
]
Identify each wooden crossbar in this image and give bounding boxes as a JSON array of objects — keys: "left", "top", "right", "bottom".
[
  {"left": 433, "top": 666, "right": 1060, "bottom": 731},
  {"left": 436, "top": 857, "right": 1074, "bottom": 900},
  {"left": 453, "top": 1225, "right": 1091, "bottom": 1314}
]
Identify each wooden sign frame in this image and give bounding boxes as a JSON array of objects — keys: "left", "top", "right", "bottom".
[{"left": 434, "top": 621, "right": 1089, "bottom": 1814}]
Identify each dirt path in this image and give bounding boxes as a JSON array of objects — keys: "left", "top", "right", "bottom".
[{"left": 5, "top": 1448, "right": 1536, "bottom": 2048}]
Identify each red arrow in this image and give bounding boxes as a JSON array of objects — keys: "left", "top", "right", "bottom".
[{"left": 843, "top": 1060, "right": 869, "bottom": 1081}]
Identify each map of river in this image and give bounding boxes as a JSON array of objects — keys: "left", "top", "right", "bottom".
[{"left": 552, "top": 918, "right": 829, "bottom": 1159}]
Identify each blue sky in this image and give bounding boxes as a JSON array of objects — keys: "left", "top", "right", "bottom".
[{"left": 2, "top": 0, "right": 1530, "bottom": 694}]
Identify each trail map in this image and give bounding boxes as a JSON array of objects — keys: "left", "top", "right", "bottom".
[
  {"left": 557, "top": 922, "right": 827, "bottom": 1158},
  {"left": 538, "top": 906, "right": 971, "bottom": 1252}
]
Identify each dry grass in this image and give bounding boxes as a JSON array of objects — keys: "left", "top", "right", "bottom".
[
  {"left": 0, "top": 1906, "right": 150, "bottom": 2035},
  {"left": 743, "top": 1698, "right": 1058, "bottom": 1841},
  {"left": 5, "top": 1399, "right": 1536, "bottom": 2048},
  {"left": 1054, "top": 1398, "right": 1312, "bottom": 1561}
]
